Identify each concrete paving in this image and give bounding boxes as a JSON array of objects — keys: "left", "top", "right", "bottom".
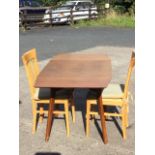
[
  {"left": 20, "top": 45, "right": 135, "bottom": 155},
  {"left": 19, "top": 26, "right": 134, "bottom": 65}
]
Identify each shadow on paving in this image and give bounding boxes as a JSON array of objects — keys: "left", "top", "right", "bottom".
[
  {"left": 73, "top": 88, "right": 125, "bottom": 138},
  {"left": 35, "top": 88, "right": 125, "bottom": 141}
]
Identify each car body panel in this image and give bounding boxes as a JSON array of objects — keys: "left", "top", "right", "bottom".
[{"left": 43, "top": 0, "right": 98, "bottom": 24}]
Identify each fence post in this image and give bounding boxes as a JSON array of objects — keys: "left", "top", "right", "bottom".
[
  {"left": 23, "top": 9, "right": 27, "bottom": 30},
  {"left": 49, "top": 7, "right": 53, "bottom": 27},
  {"left": 20, "top": 12, "right": 24, "bottom": 31},
  {"left": 89, "top": 7, "right": 91, "bottom": 20},
  {"left": 70, "top": 8, "right": 74, "bottom": 25}
]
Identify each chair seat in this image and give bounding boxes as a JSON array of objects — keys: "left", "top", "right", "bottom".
[
  {"left": 102, "top": 84, "right": 124, "bottom": 99},
  {"left": 33, "top": 88, "right": 73, "bottom": 100},
  {"left": 87, "top": 84, "right": 124, "bottom": 99}
]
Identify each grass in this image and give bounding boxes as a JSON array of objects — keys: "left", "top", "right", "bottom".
[{"left": 74, "top": 12, "right": 135, "bottom": 28}]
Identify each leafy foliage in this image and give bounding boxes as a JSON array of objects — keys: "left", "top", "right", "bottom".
[
  {"left": 94, "top": 0, "right": 135, "bottom": 15},
  {"left": 112, "top": 0, "right": 135, "bottom": 15},
  {"left": 35, "top": 0, "right": 134, "bottom": 15}
]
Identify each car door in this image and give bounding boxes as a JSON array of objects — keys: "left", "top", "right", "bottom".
[{"left": 73, "top": 2, "right": 87, "bottom": 21}]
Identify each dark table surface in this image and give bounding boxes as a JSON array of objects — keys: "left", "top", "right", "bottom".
[{"left": 35, "top": 53, "right": 112, "bottom": 88}]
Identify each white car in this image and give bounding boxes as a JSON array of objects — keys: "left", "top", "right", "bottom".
[{"left": 43, "top": 0, "right": 98, "bottom": 24}]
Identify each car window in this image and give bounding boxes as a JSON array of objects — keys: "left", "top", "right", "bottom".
[
  {"left": 76, "top": 2, "right": 85, "bottom": 10},
  {"left": 23, "top": 1, "right": 41, "bottom": 7},
  {"left": 31, "top": 2, "right": 41, "bottom": 7},
  {"left": 57, "top": 5, "right": 74, "bottom": 10},
  {"left": 76, "top": 2, "right": 94, "bottom": 10},
  {"left": 24, "top": 1, "right": 30, "bottom": 6},
  {"left": 64, "top": 2, "right": 76, "bottom": 6},
  {"left": 84, "top": 2, "right": 94, "bottom": 9}
]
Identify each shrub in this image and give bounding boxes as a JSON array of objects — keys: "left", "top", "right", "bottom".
[{"left": 113, "top": 5, "right": 126, "bottom": 14}]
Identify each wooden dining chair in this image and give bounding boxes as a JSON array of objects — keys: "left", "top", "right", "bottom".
[
  {"left": 22, "top": 48, "right": 75, "bottom": 135},
  {"left": 86, "top": 51, "right": 135, "bottom": 139}
]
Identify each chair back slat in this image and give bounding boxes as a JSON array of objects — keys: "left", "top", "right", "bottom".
[
  {"left": 124, "top": 51, "right": 135, "bottom": 99},
  {"left": 22, "top": 48, "right": 40, "bottom": 97}
]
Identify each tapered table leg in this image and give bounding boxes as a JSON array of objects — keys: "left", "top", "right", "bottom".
[
  {"left": 97, "top": 89, "right": 108, "bottom": 144},
  {"left": 45, "top": 89, "right": 55, "bottom": 142}
]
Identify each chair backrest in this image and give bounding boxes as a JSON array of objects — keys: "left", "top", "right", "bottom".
[
  {"left": 22, "top": 48, "right": 40, "bottom": 98},
  {"left": 123, "top": 51, "right": 135, "bottom": 99}
]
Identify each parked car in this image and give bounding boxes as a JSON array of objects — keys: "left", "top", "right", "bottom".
[
  {"left": 19, "top": 0, "right": 47, "bottom": 26},
  {"left": 19, "top": 0, "right": 45, "bottom": 19},
  {"left": 43, "top": 0, "right": 98, "bottom": 24},
  {"left": 19, "top": 0, "right": 42, "bottom": 7}
]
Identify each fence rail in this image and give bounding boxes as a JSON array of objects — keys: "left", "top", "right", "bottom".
[{"left": 19, "top": 6, "right": 105, "bottom": 30}]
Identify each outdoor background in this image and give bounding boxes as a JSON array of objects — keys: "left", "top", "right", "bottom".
[
  {"left": 20, "top": 0, "right": 135, "bottom": 155},
  {"left": 20, "top": 0, "right": 135, "bottom": 28},
  {"left": 2, "top": 1, "right": 155, "bottom": 155}
]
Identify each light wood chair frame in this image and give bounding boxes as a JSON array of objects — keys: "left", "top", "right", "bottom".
[
  {"left": 22, "top": 48, "right": 75, "bottom": 135},
  {"left": 86, "top": 51, "right": 135, "bottom": 139}
]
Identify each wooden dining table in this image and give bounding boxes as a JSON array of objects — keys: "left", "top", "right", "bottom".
[{"left": 35, "top": 52, "right": 112, "bottom": 144}]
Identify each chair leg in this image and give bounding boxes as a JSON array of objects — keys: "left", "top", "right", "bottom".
[
  {"left": 39, "top": 104, "right": 44, "bottom": 123},
  {"left": 64, "top": 101, "right": 70, "bottom": 136},
  {"left": 86, "top": 100, "right": 91, "bottom": 136},
  {"left": 32, "top": 101, "right": 37, "bottom": 134},
  {"left": 71, "top": 99, "right": 76, "bottom": 123},
  {"left": 122, "top": 105, "right": 127, "bottom": 139},
  {"left": 125, "top": 103, "right": 129, "bottom": 128}
]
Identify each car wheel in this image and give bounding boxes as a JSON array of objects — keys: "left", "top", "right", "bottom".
[{"left": 92, "top": 13, "right": 97, "bottom": 19}]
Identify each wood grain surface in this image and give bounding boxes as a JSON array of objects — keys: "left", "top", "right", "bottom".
[{"left": 35, "top": 53, "right": 112, "bottom": 88}]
